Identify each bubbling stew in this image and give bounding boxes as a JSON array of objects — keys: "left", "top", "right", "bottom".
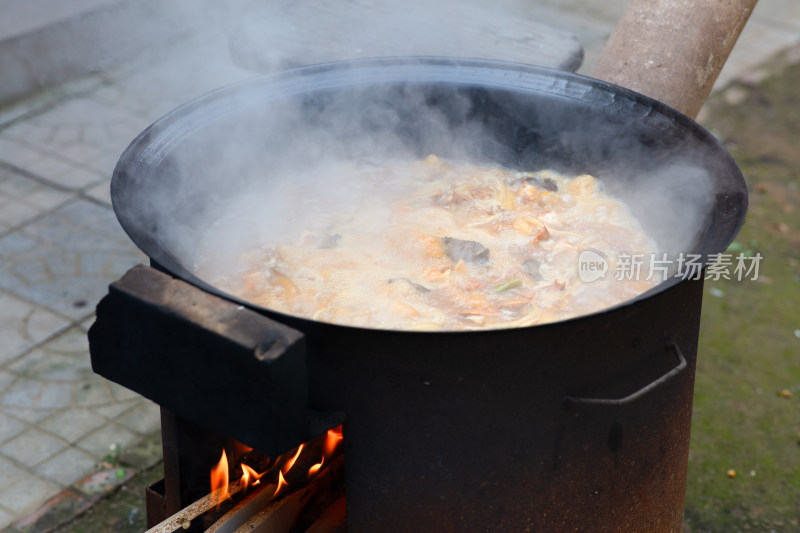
[{"left": 195, "top": 155, "right": 660, "bottom": 330}]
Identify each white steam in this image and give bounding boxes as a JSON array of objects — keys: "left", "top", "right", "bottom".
[{"left": 106, "top": 2, "right": 721, "bottom": 317}]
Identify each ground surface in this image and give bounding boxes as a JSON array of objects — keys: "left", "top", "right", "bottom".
[
  {"left": 684, "top": 49, "right": 800, "bottom": 532},
  {"left": 41, "top": 50, "right": 800, "bottom": 533},
  {"left": 1, "top": 0, "right": 799, "bottom": 529},
  {"left": 49, "top": 464, "right": 159, "bottom": 533}
]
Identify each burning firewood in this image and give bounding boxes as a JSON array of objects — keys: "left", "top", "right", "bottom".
[
  {"left": 145, "top": 428, "right": 344, "bottom": 533},
  {"left": 143, "top": 455, "right": 343, "bottom": 533},
  {"left": 218, "top": 455, "right": 344, "bottom": 533},
  {"left": 144, "top": 479, "right": 248, "bottom": 533}
]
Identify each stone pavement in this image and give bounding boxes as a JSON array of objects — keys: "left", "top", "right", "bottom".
[
  {"left": 0, "top": 30, "right": 254, "bottom": 529},
  {"left": 0, "top": 0, "right": 799, "bottom": 530}
]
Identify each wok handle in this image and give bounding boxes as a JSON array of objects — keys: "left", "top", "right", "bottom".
[
  {"left": 564, "top": 342, "right": 687, "bottom": 407},
  {"left": 593, "top": 0, "right": 758, "bottom": 119}
]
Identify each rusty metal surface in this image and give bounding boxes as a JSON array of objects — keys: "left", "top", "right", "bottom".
[
  {"left": 146, "top": 480, "right": 169, "bottom": 529},
  {"left": 159, "top": 409, "right": 231, "bottom": 512},
  {"left": 297, "top": 278, "right": 704, "bottom": 532},
  {"left": 93, "top": 263, "right": 704, "bottom": 531}
]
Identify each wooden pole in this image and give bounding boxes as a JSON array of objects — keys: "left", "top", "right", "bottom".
[{"left": 593, "top": 0, "right": 758, "bottom": 118}]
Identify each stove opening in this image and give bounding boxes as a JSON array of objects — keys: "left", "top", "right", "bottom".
[{"left": 146, "top": 411, "right": 345, "bottom": 532}]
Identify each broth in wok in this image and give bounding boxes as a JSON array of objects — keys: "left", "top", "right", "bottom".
[{"left": 195, "top": 155, "right": 660, "bottom": 330}]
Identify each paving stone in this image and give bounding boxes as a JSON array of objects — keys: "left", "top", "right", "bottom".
[
  {"left": 114, "top": 400, "right": 161, "bottom": 436},
  {"left": 36, "top": 383, "right": 74, "bottom": 410},
  {"left": 87, "top": 151, "right": 124, "bottom": 177},
  {"left": 0, "top": 291, "right": 70, "bottom": 365},
  {"left": 43, "top": 97, "right": 141, "bottom": 129},
  {"left": 86, "top": 84, "right": 126, "bottom": 108},
  {"left": 16, "top": 205, "right": 91, "bottom": 247},
  {"left": 9, "top": 347, "right": 92, "bottom": 383},
  {"left": 104, "top": 253, "right": 147, "bottom": 279},
  {"left": 74, "top": 377, "right": 113, "bottom": 408},
  {"left": 0, "top": 199, "right": 40, "bottom": 232},
  {"left": 77, "top": 313, "right": 95, "bottom": 333},
  {"left": 23, "top": 300, "right": 71, "bottom": 337},
  {"left": 34, "top": 447, "right": 98, "bottom": 486},
  {"left": 0, "top": 507, "right": 13, "bottom": 530},
  {"left": 0, "top": 121, "right": 51, "bottom": 145},
  {"left": 59, "top": 166, "right": 107, "bottom": 190},
  {"left": 7, "top": 184, "right": 73, "bottom": 213},
  {"left": 43, "top": 251, "right": 80, "bottom": 279},
  {"left": 0, "top": 371, "right": 15, "bottom": 395},
  {"left": 39, "top": 409, "right": 105, "bottom": 444},
  {"left": 0, "top": 200, "right": 145, "bottom": 319},
  {"left": 57, "top": 142, "right": 108, "bottom": 168},
  {"left": 76, "top": 423, "right": 139, "bottom": 460},
  {"left": 0, "top": 72, "right": 106, "bottom": 130},
  {"left": 0, "top": 269, "right": 24, "bottom": 288},
  {"left": 21, "top": 154, "right": 83, "bottom": 185},
  {"left": 1, "top": 379, "right": 42, "bottom": 408},
  {"left": 0, "top": 233, "right": 39, "bottom": 258},
  {"left": 106, "top": 382, "right": 143, "bottom": 402},
  {"left": 83, "top": 181, "right": 112, "bottom": 206},
  {"left": 0, "top": 428, "right": 66, "bottom": 468},
  {"left": 14, "top": 217, "right": 70, "bottom": 249},
  {"left": 55, "top": 199, "right": 125, "bottom": 238},
  {"left": 91, "top": 399, "right": 140, "bottom": 420},
  {"left": 23, "top": 198, "right": 133, "bottom": 248},
  {"left": 0, "top": 407, "right": 57, "bottom": 424},
  {"left": 0, "top": 137, "right": 42, "bottom": 169},
  {"left": 0, "top": 472, "right": 60, "bottom": 514},
  {"left": 41, "top": 327, "right": 89, "bottom": 355},
  {"left": 0, "top": 412, "right": 27, "bottom": 446},
  {"left": 0, "top": 454, "right": 28, "bottom": 491},
  {"left": 8, "top": 258, "right": 50, "bottom": 285},
  {"left": 77, "top": 250, "right": 112, "bottom": 277},
  {"left": 1, "top": 98, "right": 151, "bottom": 186},
  {"left": 4, "top": 276, "right": 99, "bottom": 320}
]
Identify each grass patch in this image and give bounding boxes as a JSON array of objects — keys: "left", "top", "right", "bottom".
[{"left": 684, "top": 51, "right": 800, "bottom": 532}]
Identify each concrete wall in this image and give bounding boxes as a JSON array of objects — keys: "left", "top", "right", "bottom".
[{"left": 0, "top": 0, "right": 228, "bottom": 106}]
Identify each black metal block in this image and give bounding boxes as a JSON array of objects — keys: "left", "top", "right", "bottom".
[{"left": 89, "top": 264, "right": 313, "bottom": 456}]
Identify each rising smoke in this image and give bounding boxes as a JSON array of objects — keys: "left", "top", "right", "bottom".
[{"left": 108, "top": 1, "right": 738, "bottom": 322}]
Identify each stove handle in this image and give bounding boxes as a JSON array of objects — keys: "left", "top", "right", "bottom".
[{"left": 563, "top": 342, "right": 686, "bottom": 407}]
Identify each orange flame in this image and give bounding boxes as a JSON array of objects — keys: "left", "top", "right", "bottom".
[
  {"left": 235, "top": 442, "right": 253, "bottom": 454},
  {"left": 209, "top": 428, "right": 344, "bottom": 504},
  {"left": 308, "top": 457, "right": 324, "bottom": 476},
  {"left": 282, "top": 443, "right": 304, "bottom": 474},
  {"left": 241, "top": 463, "right": 263, "bottom": 488},
  {"left": 274, "top": 470, "right": 288, "bottom": 497},
  {"left": 210, "top": 450, "right": 231, "bottom": 507},
  {"left": 324, "top": 427, "right": 343, "bottom": 457}
]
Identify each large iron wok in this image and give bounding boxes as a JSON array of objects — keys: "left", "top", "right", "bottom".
[{"left": 102, "top": 57, "right": 747, "bottom": 532}]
